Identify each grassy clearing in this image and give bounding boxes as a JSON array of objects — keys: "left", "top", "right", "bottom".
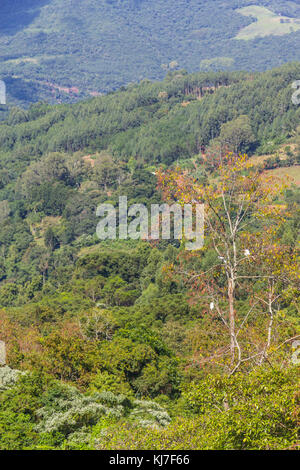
[
  {"left": 4, "top": 57, "right": 39, "bottom": 65},
  {"left": 235, "top": 6, "right": 300, "bottom": 40},
  {"left": 264, "top": 165, "right": 300, "bottom": 186}
]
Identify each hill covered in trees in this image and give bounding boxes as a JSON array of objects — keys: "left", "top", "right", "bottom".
[
  {"left": 1, "top": 0, "right": 300, "bottom": 106},
  {"left": 0, "top": 63, "right": 299, "bottom": 450}
]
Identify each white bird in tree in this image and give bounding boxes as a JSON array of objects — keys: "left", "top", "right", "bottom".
[
  {"left": 210, "top": 302, "right": 214, "bottom": 311},
  {"left": 244, "top": 249, "right": 250, "bottom": 257}
]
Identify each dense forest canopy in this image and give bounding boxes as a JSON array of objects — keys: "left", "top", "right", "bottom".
[
  {"left": 1, "top": 0, "right": 300, "bottom": 106},
  {"left": 0, "top": 62, "right": 299, "bottom": 286}
]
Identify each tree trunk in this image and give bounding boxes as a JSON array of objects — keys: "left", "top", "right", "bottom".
[{"left": 228, "top": 277, "right": 235, "bottom": 362}]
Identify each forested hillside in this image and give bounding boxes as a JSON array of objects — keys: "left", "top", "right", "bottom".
[
  {"left": 1, "top": 0, "right": 300, "bottom": 106},
  {"left": 0, "top": 63, "right": 299, "bottom": 450}
]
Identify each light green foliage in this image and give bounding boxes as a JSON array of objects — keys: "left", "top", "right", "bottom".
[
  {"left": 215, "top": 115, "right": 256, "bottom": 154},
  {"left": 96, "top": 368, "right": 299, "bottom": 450},
  {"left": 200, "top": 57, "right": 235, "bottom": 72},
  {"left": 35, "top": 384, "right": 124, "bottom": 439},
  {"left": 0, "top": 366, "right": 24, "bottom": 391},
  {"left": 131, "top": 400, "right": 171, "bottom": 428},
  {"left": 236, "top": 6, "right": 300, "bottom": 40},
  {"left": 89, "top": 370, "right": 133, "bottom": 396},
  {"left": 0, "top": 374, "right": 171, "bottom": 449}
]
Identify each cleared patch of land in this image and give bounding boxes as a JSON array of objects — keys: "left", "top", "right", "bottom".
[
  {"left": 249, "top": 144, "right": 298, "bottom": 165},
  {"left": 235, "top": 6, "right": 300, "bottom": 40},
  {"left": 4, "top": 57, "right": 39, "bottom": 65},
  {"left": 264, "top": 166, "right": 300, "bottom": 186}
]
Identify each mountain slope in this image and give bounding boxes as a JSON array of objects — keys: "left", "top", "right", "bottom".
[
  {"left": 0, "top": 63, "right": 299, "bottom": 451},
  {"left": 0, "top": 63, "right": 299, "bottom": 292},
  {"left": 1, "top": 0, "right": 300, "bottom": 106}
]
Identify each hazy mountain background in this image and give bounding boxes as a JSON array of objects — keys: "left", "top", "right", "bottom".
[
  {"left": 1, "top": 0, "right": 300, "bottom": 106},
  {"left": 0, "top": 1, "right": 300, "bottom": 450}
]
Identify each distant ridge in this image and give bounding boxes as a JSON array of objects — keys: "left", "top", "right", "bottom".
[{"left": 1, "top": 1, "right": 300, "bottom": 106}]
